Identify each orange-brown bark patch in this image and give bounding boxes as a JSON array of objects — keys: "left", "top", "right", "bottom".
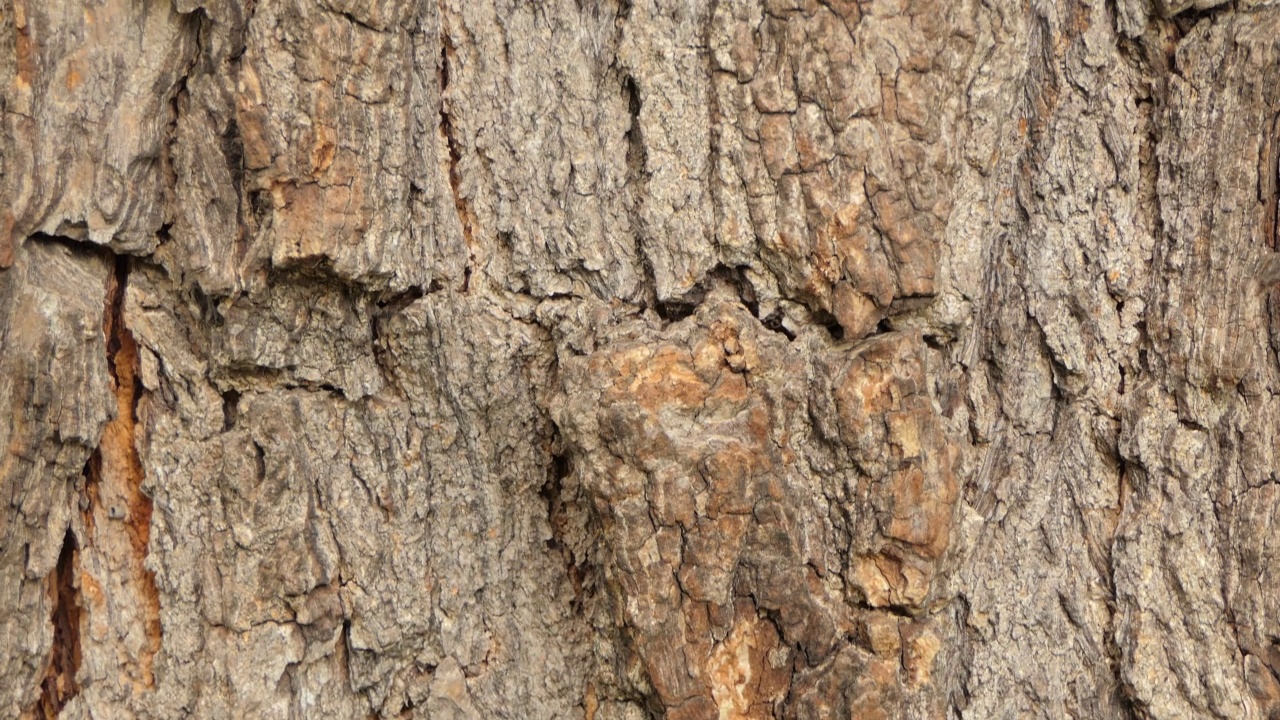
[
  {"left": 708, "top": 604, "right": 792, "bottom": 720},
  {"left": 88, "top": 260, "right": 162, "bottom": 689},
  {"left": 13, "top": 12, "right": 34, "bottom": 88}
]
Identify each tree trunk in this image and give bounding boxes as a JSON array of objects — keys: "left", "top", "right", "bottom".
[{"left": 3, "top": 0, "right": 1280, "bottom": 717}]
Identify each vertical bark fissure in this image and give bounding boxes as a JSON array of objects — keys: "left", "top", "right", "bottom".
[
  {"left": 1268, "top": 116, "right": 1280, "bottom": 368},
  {"left": 438, "top": 19, "right": 476, "bottom": 293},
  {"left": 29, "top": 531, "right": 82, "bottom": 719},
  {"left": 1264, "top": 115, "right": 1280, "bottom": 254},
  {"left": 99, "top": 255, "right": 163, "bottom": 687},
  {"left": 1104, "top": 22, "right": 1170, "bottom": 717},
  {"left": 540, "top": 441, "right": 588, "bottom": 614},
  {"left": 622, "top": 72, "right": 659, "bottom": 312}
]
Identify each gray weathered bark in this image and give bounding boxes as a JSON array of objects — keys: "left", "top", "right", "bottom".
[{"left": 4, "top": 0, "right": 1280, "bottom": 718}]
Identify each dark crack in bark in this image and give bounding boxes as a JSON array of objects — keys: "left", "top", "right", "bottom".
[{"left": 28, "top": 531, "right": 82, "bottom": 719}]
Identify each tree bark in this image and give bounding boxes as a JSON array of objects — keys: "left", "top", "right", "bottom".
[{"left": 3, "top": 0, "right": 1280, "bottom": 718}]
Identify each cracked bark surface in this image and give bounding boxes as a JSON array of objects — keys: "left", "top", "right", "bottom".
[{"left": 6, "top": 0, "right": 1280, "bottom": 718}]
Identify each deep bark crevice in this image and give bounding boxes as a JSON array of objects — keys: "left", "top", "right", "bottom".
[
  {"left": 222, "top": 116, "right": 251, "bottom": 264},
  {"left": 439, "top": 24, "right": 477, "bottom": 293},
  {"left": 29, "top": 530, "right": 82, "bottom": 719},
  {"left": 761, "top": 309, "right": 797, "bottom": 340},
  {"left": 100, "top": 255, "right": 164, "bottom": 687},
  {"left": 541, "top": 439, "right": 590, "bottom": 616},
  {"left": 221, "top": 389, "right": 240, "bottom": 432},
  {"left": 622, "top": 72, "right": 658, "bottom": 313}
]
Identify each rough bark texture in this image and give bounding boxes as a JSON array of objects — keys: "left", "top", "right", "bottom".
[{"left": 5, "top": 0, "right": 1280, "bottom": 718}]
